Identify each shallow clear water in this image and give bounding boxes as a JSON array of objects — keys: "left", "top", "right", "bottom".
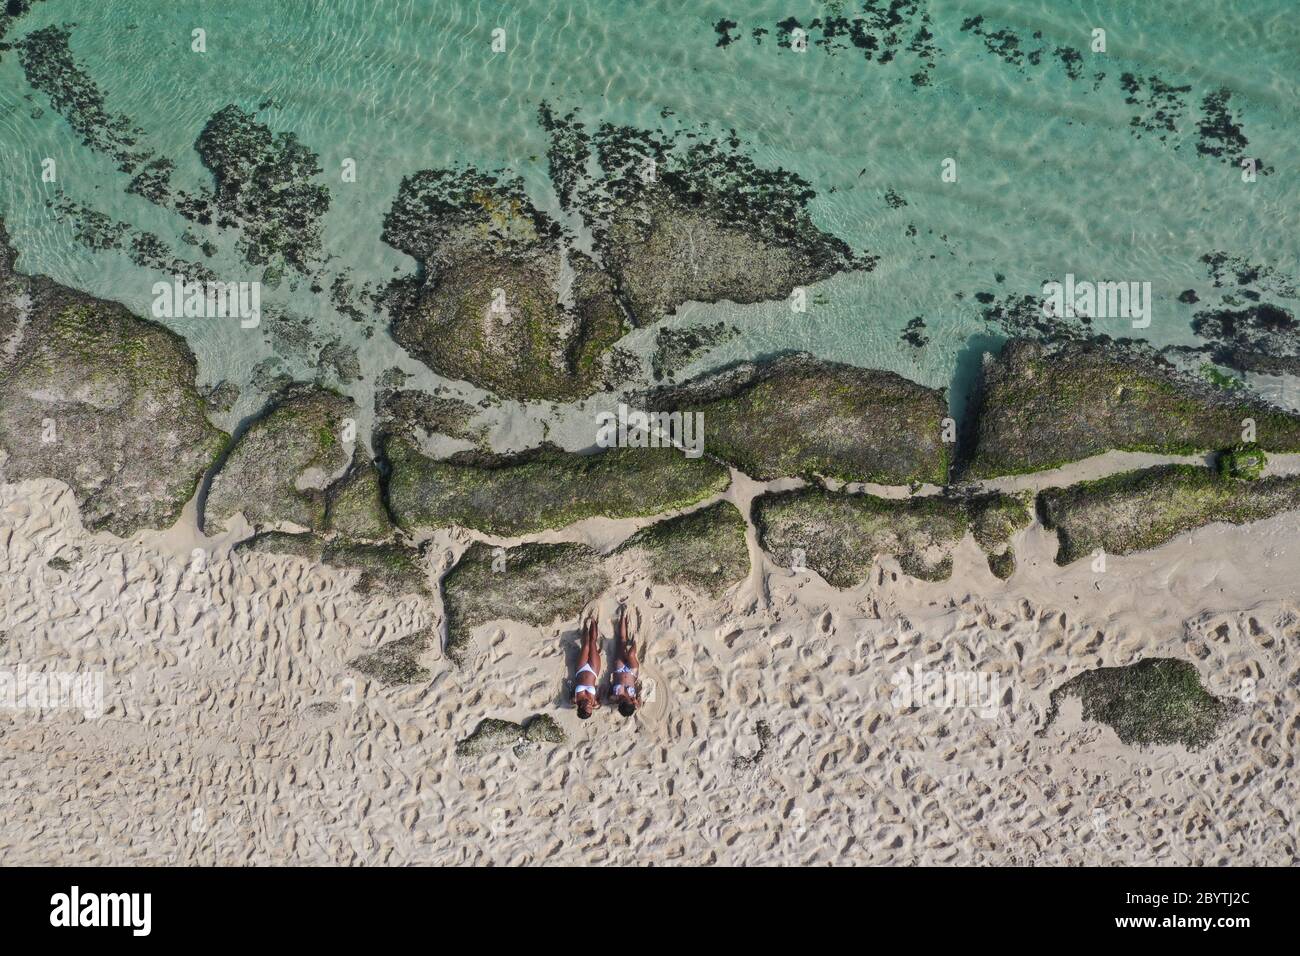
[{"left": 1, "top": 0, "right": 1296, "bottom": 440}]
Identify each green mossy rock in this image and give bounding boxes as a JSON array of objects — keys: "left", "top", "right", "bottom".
[
  {"left": 442, "top": 542, "right": 609, "bottom": 665},
  {"left": 236, "top": 531, "right": 430, "bottom": 598},
  {"left": 455, "top": 718, "right": 524, "bottom": 756},
  {"left": 643, "top": 353, "right": 948, "bottom": 485},
  {"left": 753, "top": 487, "right": 1032, "bottom": 586},
  {"left": 615, "top": 500, "right": 750, "bottom": 597},
  {"left": 966, "top": 491, "right": 1034, "bottom": 580},
  {"left": 1039, "top": 464, "right": 1300, "bottom": 565},
  {"left": 0, "top": 224, "right": 228, "bottom": 536},
  {"left": 603, "top": 194, "right": 849, "bottom": 326},
  {"left": 204, "top": 386, "right": 355, "bottom": 532},
  {"left": 391, "top": 249, "right": 624, "bottom": 403},
  {"left": 753, "top": 487, "right": 969, "bottom": 587},
  {"left": 349, "top": 630, "right": 432, "bottom": 686},
  {"left": 383, "top": 169, "right": 625, "bottom": 402},
  {"left": 455, "top": 714, "right": 567, "bottom": 756},
  {"left": 964, "top": 340, "right": 1300, "bottom": 479},
  {"left": 1042, "top": 658, "right": 1237, "bottom": 750},
  {"left": 324, "top": 453, "right": 393, "bottom": 540},
  {"left": 386, "top": 437, "right": 729, "bottom": 536},
  {"left": 1217, "top": 442, "right": 1267, "bottom": 481},
  {"left": 523, "top": 713, "right": 566, "bottom": 744}
]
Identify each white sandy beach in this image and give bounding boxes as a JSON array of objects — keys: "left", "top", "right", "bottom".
[{"left": 0, "top": 458, "right": 1296, "bottom": 865}]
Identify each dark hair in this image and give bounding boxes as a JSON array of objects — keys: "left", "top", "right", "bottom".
[
  {"left": 618, "top": 701, "right": 636, "bottom": 718},
  {"left": 577, "top": 702, "right": 593, "bottom": 719}
]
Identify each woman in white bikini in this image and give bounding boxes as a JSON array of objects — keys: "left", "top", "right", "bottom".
[
  {"left": 573, "top": 614, "right": 601, "bottom": 720},
  {"left": 611, "top": 606, "right": 641, "bottom": 718}
]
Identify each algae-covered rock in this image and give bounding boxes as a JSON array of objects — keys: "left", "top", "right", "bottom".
[
  {"left": 545, "top": 113, "right": 870, "bottom": 325},
  {"left": 190, "top": 104, "right": 330, "bottom": 273},
  {"left": 204, "top": 386, "right": 355, "bottom": 532},
  {"left": 753, "top": 487, "right": 969, "bottom": 587},
  {"left": 615, "top": 501, "right": 750, "bottom": 597},
  {"left": 386, "top": 437, "right": 729, "bottom": 536},
  {"left": 383, "top": 168, "right": 625, "bottom": 402},
  {"left": 324, "top": 453, "right": 393, "bottom": 540},
  {"left": 349, "top": 630, "right": 431, "bottom": 686},
  {"left": 1217, "top": 442, "right": 1267, "bottom": 481},
  {"left": 524, "top": 713, "right": 566, "bottom": 744},
  {"left": 1038, "top": 464, "right": 1300, "bottom": 565},
  {"left": 442, "top": 542, "right": 609, "bottom": 665},
  {"left": 235, "top": 530, "right": 326, "bottom": 561},
  {"left": 236, "top": 531, "right": 430, "bottom": 597},
  {"left": 1041, "top": 658, "right": 1237, "bottom": 750},
  {"left": 964, "top": 339, "right": 1300, "bottom": 478},
  {"left": 753, "top": 486, "right": 1031, "bottom": 585},
  {"left": 0, "top": 222, "right": 228, "bottom": 536},
  {"left": 966, "top": 491, "right": 1034, "bottom": 580},
  {"left": 375, "top": 386, "right": 486, "bottom": 445},
  {"left": 650, "top": 322, "right": 738, "bottom": 382},
  {"left": 455, "top": 718, "right": 524, "bottom": 757},
  {"left": 324, "top": 540, "right": 430, "bottom": 598},
  {"left": 456, "top": 713, "right": 567, "bottom": 756},
  {"left": 643, "top": 353, "right": 948, "bottom": 484}
]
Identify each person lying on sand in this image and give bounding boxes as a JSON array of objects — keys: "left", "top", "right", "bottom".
[
  {"left": 573, "top": 614, "right": 601, "bottom": 719},
  {"left": 611, "top": 606, "right": 641, "bottom": 718}
]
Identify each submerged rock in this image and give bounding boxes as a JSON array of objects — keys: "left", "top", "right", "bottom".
[
  {"left": 650, "top": 321, "right": 738, "bottom": 382},
  {"left": 442, "top": 542, "right": 609, "bottom": 665},
  {"left": 375, "top": 386, "right": 486, "bottom": 446},
  {"left": 546, "top": 112, "right": 871, "bottom": 325},
  {"left": 1038, "top": 464, "right": 1300, "bottom": 565},
  {"left": 0, "top": 222, "right": 228, "bottom": 536},
  {"left": 614, "top": 501, "right": 750, "bottom": 597},
  {"left": 1041, "top": 658, "right": 1238, "bottom": 750},
  {"left": 963, "top": 339, "right": 1300, "bottom": 478},
  {"left": 385, "top": 437, "right": 729, "bottom": 536},
  {"left": 643, "top": 353, "right": 948, "bottom": 484},
  {"left": 348, "top": 630, "right": 432, "bottom": 686},
  {"left": 184, "top": 104, "right": 330, "bottom": 273},
  {"left": 383, "top": 168, "right": 625, "bottom": 402},
  {"left": 236, "top": 531, "right": 430, "bottom": 598},
  {"left": 204, "top": 386, "right": 355, "bottom": 532}
]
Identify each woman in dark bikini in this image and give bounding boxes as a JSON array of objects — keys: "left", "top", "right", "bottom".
[
  {"left": 573, "top": 614, "right": 601, "bottom": 719},
  {"left": 611, "top": 606, "right": 641, "bottom": 718}
]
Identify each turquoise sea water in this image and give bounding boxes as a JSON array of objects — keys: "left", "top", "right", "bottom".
[{"left": 1, "top": 0, "right": 1297, "bottom": 442}]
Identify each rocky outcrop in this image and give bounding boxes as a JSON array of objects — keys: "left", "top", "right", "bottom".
[
  {"left": 642, "top": 353, "right": 948, "bottom": 484},
  {"left": 385, "top": 437, "right": 729, "bottom": 536},
  {"left": 753, "top": 487, "right": 1032, "bottom": 586},
  {"left": 1038, "top": 464, "right": 1300, "bottom": 564},
  {"left": 1041, "top": 658, "right": 1238, "bottom": 750},
  {"left": 442, "top": 542, "right": 609, "bottom": 665},
  {"left": 963, "top": 339, "right": 1300, "bottom": 478},
  {"left": 0, "top": 220, "right": 227, "bottom": 536},
  {"left": 203, "top": 386, "right": 355, "bottom": 532},
  {"left": 383, "top": 168, "right": 625, "bottom": 402},
  {"left": 614, "top": 501, "right": 750, "bottom": 597}
]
